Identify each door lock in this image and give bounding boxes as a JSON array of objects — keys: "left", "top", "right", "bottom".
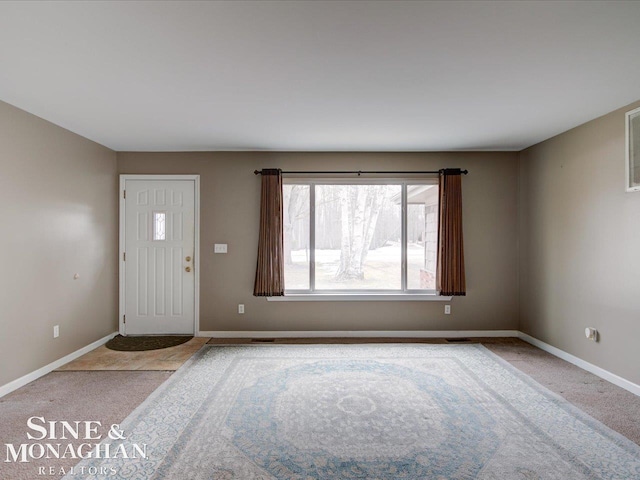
[{"left": 186, "top": 256, "right": 191, "bottom": 262}]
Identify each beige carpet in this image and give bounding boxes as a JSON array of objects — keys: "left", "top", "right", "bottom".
[
  {"left": 0, "top": 338, "right": 638, "bottom": 480},
  {"left": 0, "top": 371, "right": 172, "bottom": 480},
  {"left": 486, "top": 339, "right": 640, "bottom": 446}
]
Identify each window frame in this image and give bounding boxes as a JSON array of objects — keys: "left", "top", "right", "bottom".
[{"left": 283, "top": 176, "right": 439, "bottom": 297}]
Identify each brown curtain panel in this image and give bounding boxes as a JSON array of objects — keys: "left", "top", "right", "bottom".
[
  {"left": 436, "top": 169, "right": 466, "bottom": 296},
  {"left": 253, "top": 169, "right": 285, "bottom": 296}
]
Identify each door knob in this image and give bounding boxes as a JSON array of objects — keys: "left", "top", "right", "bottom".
[
  {"left": 186, "top": 256, "right": 191, "bottom": 262},
  {"left": 185, "top": 266, "right": 191, "bottom": 272}
]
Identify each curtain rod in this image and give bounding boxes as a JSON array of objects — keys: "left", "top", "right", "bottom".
[{"left": 254, "top": 169, "right": 468, "bottom": 176}]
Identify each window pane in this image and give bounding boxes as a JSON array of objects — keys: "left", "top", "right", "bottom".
[
  {"left": 407, "top": 184, "right": 439, "bottom": 290},
  {"left": 283, "top": 185, "right": 310, "bottom": 290},
  {"left": 315, "top": 185, "right": 401, "bottom": 290},
  {"left": 153, "top": 212, "right": 166, "bottom": 241}
]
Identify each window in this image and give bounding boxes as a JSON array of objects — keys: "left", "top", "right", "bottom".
[
  {"left": 283, "top": 179, "right": 439, "bottom": 294},
  {"left": 153, "top": 212, "right": 166, "bottom": 241}
]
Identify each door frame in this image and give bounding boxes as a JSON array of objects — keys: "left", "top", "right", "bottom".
[{"left": 119, "top": 174, "right": 200, "bottom": 336}]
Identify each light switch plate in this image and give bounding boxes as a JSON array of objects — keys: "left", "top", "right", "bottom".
[{"left": 214, "top": 244, "right": 228, "bottom": 254}]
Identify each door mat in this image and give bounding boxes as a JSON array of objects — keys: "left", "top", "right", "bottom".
[{"left": 105, "top": 335, "right": 193, "bottom": 351}]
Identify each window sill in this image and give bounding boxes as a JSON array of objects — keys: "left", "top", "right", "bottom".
[{"left": 266, "top": 294, "right": 453, "bottom": 302}]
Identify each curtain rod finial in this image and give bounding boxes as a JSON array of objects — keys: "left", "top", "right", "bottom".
[
  {"left": 254, "top": 170, "right": 261, "bottom": 175},
  {"left": 441, "top": 168, "right": 469, "bottom": 176}
]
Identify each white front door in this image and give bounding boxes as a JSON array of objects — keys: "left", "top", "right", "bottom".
[{"left": 122, "top": 178, "right": 196, "bottom": 335}]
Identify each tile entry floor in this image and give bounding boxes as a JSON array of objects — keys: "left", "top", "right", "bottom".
[{"left": 56, "top": 336, "right": 211, "bottom": 371}]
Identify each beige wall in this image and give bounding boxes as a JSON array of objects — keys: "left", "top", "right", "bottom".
[
  {"left": 519, "top": 100, "right": 640, "bottom": 385},
  {"left": 0, "top": 101, "right": 118, "bottom": 387},
  {"left": 118, "top": 152, "right": 519, "bottom": 333}
]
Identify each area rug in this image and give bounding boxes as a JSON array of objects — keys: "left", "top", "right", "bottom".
[
  {"left": 65, "top": 344, "right": 640, "bottom": 479},
  {"left": 105, "top": 335, "right": 193, "bottom": 351}
]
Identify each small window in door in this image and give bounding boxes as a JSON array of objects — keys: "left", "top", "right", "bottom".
[{"left": 153, "top": 212, "right": 166, "bottom": 241}]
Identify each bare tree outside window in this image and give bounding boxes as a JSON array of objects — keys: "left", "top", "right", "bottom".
[{"left": 316, "top": 185, "right": 400, "bottom": 290}]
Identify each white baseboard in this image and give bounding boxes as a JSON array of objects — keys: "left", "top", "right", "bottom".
[
  {"left": 518, "top": 332, "right": 640, "bottom": 397},
  {"left": 199, "top": 330, "right": 520, "bottom": 338},
  {"left": 0, "top": 332, "right": 118, "bottom": 398}
]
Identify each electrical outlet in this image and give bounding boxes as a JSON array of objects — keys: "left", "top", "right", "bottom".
[
  {"left": 444, "top": 305, "right": 451, "bottom": 315},
  {"left": 53, "top": 325, "right": 60, "bottom": 338},
  {"left": 238, "top": 304, "right": 245, "bottom": 314}
]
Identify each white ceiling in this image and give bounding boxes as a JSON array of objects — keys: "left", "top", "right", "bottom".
[{"left": 1, "top": 0, "right": 639, "bottom": 152}]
